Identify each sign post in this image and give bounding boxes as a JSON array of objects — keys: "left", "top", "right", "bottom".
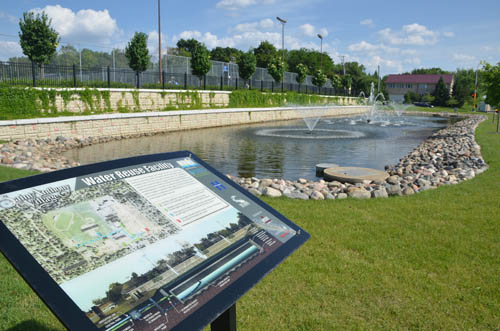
[{"left": 0, "top": 151, "right": 309, "bottom": 331}]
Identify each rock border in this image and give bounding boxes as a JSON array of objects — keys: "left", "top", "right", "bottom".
[{"left": 0, "top": 113, "right": 488, "bottom": 201}]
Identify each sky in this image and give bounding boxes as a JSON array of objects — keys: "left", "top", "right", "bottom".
[{"left": 1, "top": 0, "right": 499, "bottom": 74}]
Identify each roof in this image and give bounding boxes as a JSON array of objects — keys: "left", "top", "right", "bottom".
[{"left": 385, "top": 74, "right": 454, "bottom": 84}]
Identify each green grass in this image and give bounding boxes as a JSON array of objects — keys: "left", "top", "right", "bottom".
[{"left": 1, "top": 113, "right": 499, "bottom": 330}]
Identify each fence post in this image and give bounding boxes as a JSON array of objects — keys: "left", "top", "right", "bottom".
[
  {"left": 220, "top": 75, "right": 223, "bottom": 90},
  {"left": 203, "top": 75, "right": 206, "bottom": 90},
  {"left": 107, "top": 66, "right": 111, "bottom": 88},
  {"left": 281, "top": 81, "right": 284, "bottom": 93},
  {"left": 271, "top": 81, "right": 274, "bottom": 93},
  {"left": 72, "top": 64, "right": 77, "bottom": 87},
  {"left": 235, "top": 78, "right": 238, "bottom": 90},
  {"left": 184, "top": 72, "right": 187, "bottom": 90},
  {"left": 261, "top": 80, "right": 263, "bottom": 92},
  {"left": 162, "top": 71, "right": 166, "bottom": 90},
  {"left": 136, "top": 72, "right": 140, "bottom": 89},
  {"left": 31, "top": 61, "right": 36, "bottom": 87},
  {"left": 305, "top": 84, "right": 307, "bottom": 94}
]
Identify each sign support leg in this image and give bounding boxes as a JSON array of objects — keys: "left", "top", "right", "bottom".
[{"left": 211, "top": 304, "right": 236, "bottom": 331}]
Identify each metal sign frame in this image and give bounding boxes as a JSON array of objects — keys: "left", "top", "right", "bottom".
[{"left": 0, "top": 151, "right": 310, "bottom": 331}]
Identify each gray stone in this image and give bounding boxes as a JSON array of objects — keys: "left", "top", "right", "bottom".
[
  {"left": 402, "top": 187, "right": 415, "bottom": 195},
  {"left": 285, "top": 191, "right": 309, "bottom": 200},
  {"left": 387, "top": 184, "right": 402, "bottom": 196},
  {"left": 248, "top": 188, "right": 262, "bottom": 196},
  {"left": 347, "top": 188, "right": 371, "bottom": 199},
  {"left": 310, "top": 191, "right": 325, "bottom": 200},
  {"left": 387, "top": 175, "right": 400, "bottom": 185},
  {"left": 337, "top": 193, "right": 348, "bottom": 199},
  {"left": 372, "top": 188, "right": 388, "bottom": 198},
  {"left": 260, "top": 179, "right": 273, "bottom": 187},
  {"left": 263, "top": 187, "right": 282, "bottom": 197},
  {"left": 325, "top": 192, "right": 336, "bottom": 200}
]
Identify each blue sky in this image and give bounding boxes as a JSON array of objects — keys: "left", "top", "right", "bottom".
[{"left": 1, "top": 0, "right": 499, "bottom": 73}]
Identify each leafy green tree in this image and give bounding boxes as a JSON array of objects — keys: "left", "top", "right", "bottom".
[
  {"left": 342, "top": 74, "right": 352, "bottom": 94},
  {"left": 423, "top": 93, "right": 435, "bottom": 104},
  {"left": 328, "top": 73, "right": 343, "bottom": 91},
  {"left": 106, "top": 283, "right": 123, "bottom": 303},
  {"left": 53, "top": 45, "right": 78, "bottom": 66},
  {"left": 237, "top": 51, "right": 256, "bottom": 87},
  {"left": 176, "top": 38, "right": 202, "bottom": 57},
  {"left": 287, "top": 48, "right": 334, "bottom": 76},
  {"left": 483, "top": 62, "right": 500, "bottom": 107},
  {"left": 191, "top": 44, "right": 212, "bottom": 83},
  {"left": 18, "top": 11, "right": 59, "bottom": 77},
  {"left": 295, "top": 63, "right": 308, "bottom": 85},
  {"left": 312, "top": 69, "right": 327, "bottom": 89},
  {"left": 125, "top": 32, "right": 150, "bottom": 88},
  {"left": 254, "top": 41, "right": 278, "bottom": 69},
  {"left": 210, "top": 47, "right": 243, "bottom": 63},
  {"left": 452, "top": 69, "right": 475, "bottom": 107},
  {"left": 267, "top": 56, "right": 285, "bottom": 83},
  {"left": 432, "top": 77, "right": 450, "bottom": 106},
  {"left": 404, "top": 91, "right": 421, "bottom": 103},
  {"left": 410, "top": 67, "right": 449, "bottom": 75},
  {"left": 446, "top": 97, "right": 459, "bottom": 107}
]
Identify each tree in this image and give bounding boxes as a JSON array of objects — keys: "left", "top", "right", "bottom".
[
  {"left": 287, "top": 48, "right": 334, "bottom": 76},
  {"left": 106, "top": 283, "right": 123, "bottom": 303},
  {"left": 125, "top": 32, "right": 150, "bottom": 88},
  {"left": 237, "top": 51, "right": 256, "bottom": 87},
  {"left": 452, "top": 69, "right": 475, "bottom": 107},
  {"left": 342, "top": 75, "right": 352, "bottom": 95},
  {"left": 254, "top": 41, "right": 277, "bottom": 68},
  {"left": 328, "top": 73, "right": 343, "bottom": 92},
  {"left": 483, "top": 62, "right": 500, "bottom": 107},
  {"left": 18, "top": 11, "right": 59, "bottom": 77},
  {"left": 432, "top": 77, "right": 450, "bottom": 106},
  {"left": 295, "top": 63, "right": 308, "bottom": 86},
  {"left": 191, "top": 44, "right": 211, "bottom": 84},
  {"left": 404, "top": 91, "right": 421, "bottom": 103},
  {"left": 423, "top": 93, "right": 435, "bottom": 104},
  {"left": 410, "top": 67, "right": 449, "bottom": 75},
  {"left": 267, "top": 56, "right": 285, "bottom": 83},
  {"left": 312, "top": 69, "right": 327, "bottom": 90},
  {"left": 210, "top": 47, "right": 243, "bottom": 63},
  {"left": 176, "top": 38, "right": 202, "bottom": 57}
]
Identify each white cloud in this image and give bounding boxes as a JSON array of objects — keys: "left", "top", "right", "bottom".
[
  {"left": 443, "top": 31, "right": 454, "bottom": 38},
  {"left": 0, "top": 10, "right": 17, "bottom": 24},
  {"left": 378, "top": 23, "right": 439, "bottom": 46},
  {"left": 299, "top": 23, "right": 328, "bottom": 38},
  {"left": 452, "top": 53, "right": 476, "bottom": 65},
  {"left": 147, "top": 30, "right": 169, "bottom": 61},
  {"left": 31, "top": 5, "right": 121, "bottom": 46},
  {"left": 0, "top": 41, "right": 23, "bottom": 60},
  {"left": 232, "top": 18, "right": 275, "bottom": 33},
  {"left": 347, "top": 41, "right": 399, "bottom": 54},
  {"left": 216, "top": 0, "right": 276, "bottom": 10},
  {"left": 360, "top": 19, "right": 375, "bottom": 28}
]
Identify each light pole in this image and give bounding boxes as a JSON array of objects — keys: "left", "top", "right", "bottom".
[
  {"left": 158, "top": 0, "right": 162, "bottom": 84},
  {"left": 317, "top": 34, "right": 323, "bottom": 70},
  {"left": 276, "top": 16, "right": 286, "bottom": 90},
  {"left": 473, "top": 62, "right": 481, "bottom": 112}
]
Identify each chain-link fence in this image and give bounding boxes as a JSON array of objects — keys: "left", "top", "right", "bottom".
[{"left": 0, "top": 56, "right": 346, "bottom": 94}]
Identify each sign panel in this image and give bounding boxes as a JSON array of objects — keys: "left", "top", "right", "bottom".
[{"left": 0, "top": 151, "right": 309, "bottom": 331}]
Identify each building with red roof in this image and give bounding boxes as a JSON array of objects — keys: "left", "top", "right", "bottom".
[{"left": 385, "top": 74, "right": 454, "bottom": 102}]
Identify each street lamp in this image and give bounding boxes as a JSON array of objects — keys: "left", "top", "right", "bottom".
[
  {"left": 276, "top": 16, "right": 286, "bottom": 90},
  {"left": 317, "top": 34, "right": 323, "bottom": 70}
]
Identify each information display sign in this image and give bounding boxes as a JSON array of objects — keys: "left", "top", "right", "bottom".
[{"left": 0, "top": 151, "right": 309, "bottom": 331}]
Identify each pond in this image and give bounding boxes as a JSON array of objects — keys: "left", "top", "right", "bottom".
[{"left": 64, "top": 114, "right": 456, "bottom": 181}]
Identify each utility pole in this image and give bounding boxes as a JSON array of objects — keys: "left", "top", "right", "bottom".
[
  {"left": 158, "top": 0, "right": 162, "bottom": 84},
  {"left": 473, "top": 62, "right": 481, "bottom": 112}
]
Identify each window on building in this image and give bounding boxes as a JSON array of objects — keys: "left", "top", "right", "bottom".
[
  {"left": 419, "top": 83, "right": 427, "bottom": 89},
  {"left": 406, "top": 83, "right": 412, "bottom": 88}
]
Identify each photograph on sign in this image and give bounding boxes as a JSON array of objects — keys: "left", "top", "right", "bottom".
[{"left": 0, "top": 152, "right": 308, "bottom": 330}]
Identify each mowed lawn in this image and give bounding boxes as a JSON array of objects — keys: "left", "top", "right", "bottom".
[{"left": 1, "top": 113, "right": 499, "bottom": 330}]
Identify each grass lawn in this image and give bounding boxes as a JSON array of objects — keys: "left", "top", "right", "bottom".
[{"left": 0, "top": 112, "right": 499, "bottom": 330}]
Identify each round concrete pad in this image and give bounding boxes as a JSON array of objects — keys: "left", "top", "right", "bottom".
[
  {"left": 315, "top": 163, "right": 339, "bottom": 177},
  {"left": 324, "top": 166, "right": 389, "bottom": 183}
]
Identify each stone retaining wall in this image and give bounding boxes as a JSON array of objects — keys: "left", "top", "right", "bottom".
[{"left": 0, "top": 106, "right": 369, "bottom": 141}]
